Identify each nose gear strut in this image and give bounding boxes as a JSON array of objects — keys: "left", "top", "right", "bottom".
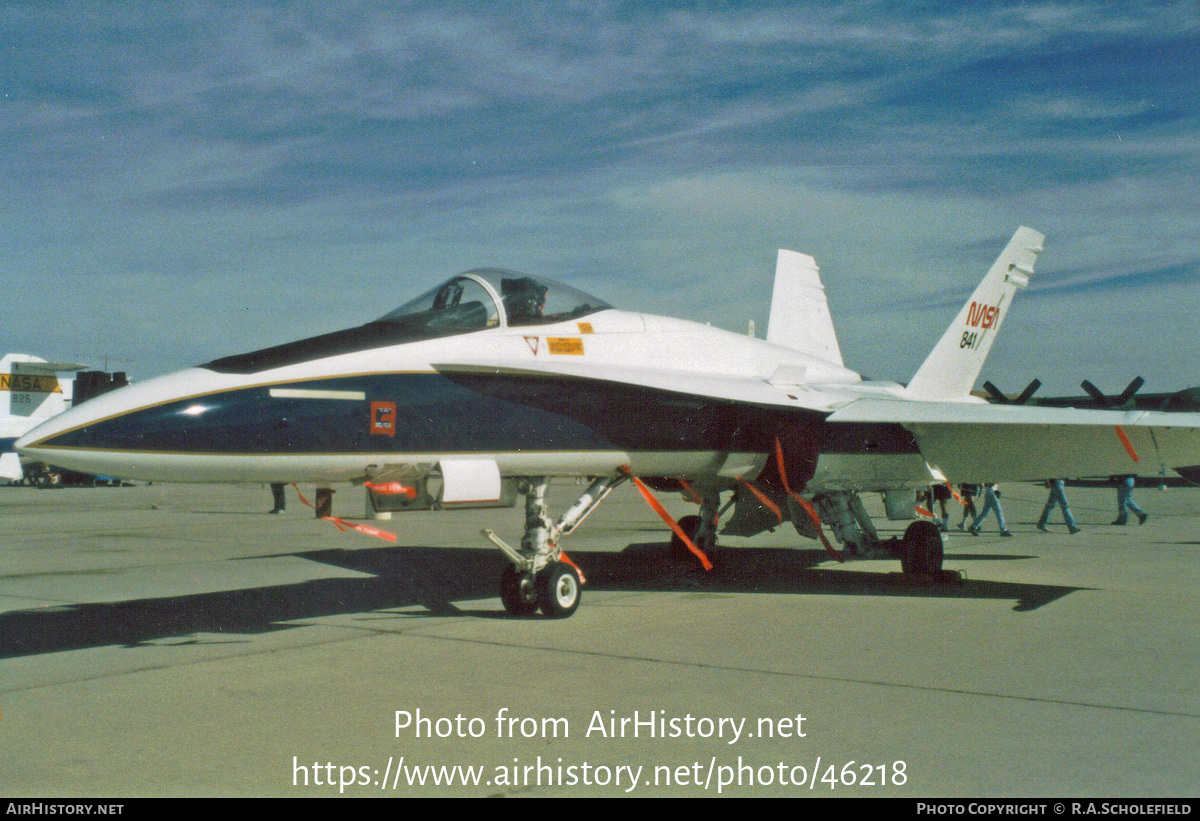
[{"left": 483, "top": 475, "right": 626, "bottom": 618}]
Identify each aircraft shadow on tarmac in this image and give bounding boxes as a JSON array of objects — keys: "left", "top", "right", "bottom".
[{"left": 0, "top": 543, "right": 1084, "bottom": 659}]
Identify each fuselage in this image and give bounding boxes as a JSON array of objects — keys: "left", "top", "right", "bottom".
[{"left": 17, "top": 271, "right": 934, "bottom": 492}]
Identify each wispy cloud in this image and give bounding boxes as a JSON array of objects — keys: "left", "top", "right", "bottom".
[{"left": 0, "top": 2, "right": 1196, "bottom": 389}]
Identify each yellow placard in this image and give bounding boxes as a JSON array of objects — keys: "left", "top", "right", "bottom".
[
  {"left": 0, "top": 374, "right": 61, "bottom": 393},
  {"left": 547, "top": 337, "right": 585, "bottom": 355},
  {"left": 577, "top": 322, "right": 594, "bottom": 334}
]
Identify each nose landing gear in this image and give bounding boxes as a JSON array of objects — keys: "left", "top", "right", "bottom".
[
  {"left": 486, "top": 476, "right": 623, "bottom": 618},
  {"left": 499, "top": 565, "right": 539, "bottom": 616},
  {"left": 498, "top": 562, "right": 582, "bottom": 618},
  {"left": 537, "top": 563, "right": 581, "bottom": 619}
]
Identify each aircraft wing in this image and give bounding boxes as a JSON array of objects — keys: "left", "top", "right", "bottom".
[
  {"left": 432, "top": 361, "right": 838, "bottom": 412},
  {"left": 828, "top": 398, "right": 1200, "bottom": 482}
]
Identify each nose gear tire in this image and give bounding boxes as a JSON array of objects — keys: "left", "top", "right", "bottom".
[
  {"left": 537, "top": 562, "right": 581, "bottom": 618},
  {"left": 500, "top": 565, "right": 539, "bottom": 616}
]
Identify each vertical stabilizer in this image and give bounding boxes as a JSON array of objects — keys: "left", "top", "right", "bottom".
[
  {"left": 0, "top": 354, "right": 81, "bottom": 419},
  {"left": 904, "top": 227, "right": 1044, "bottom": 401},
  {"left": 767, "top": 249, "right": 845, "bottom": 366},
  {"left": 0, "top": 354, "right": 85, "bottom": 481}
]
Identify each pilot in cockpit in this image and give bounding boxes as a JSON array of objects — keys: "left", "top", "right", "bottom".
[{"left": 501, "top": 277, "right": 548, "bottom": 325}]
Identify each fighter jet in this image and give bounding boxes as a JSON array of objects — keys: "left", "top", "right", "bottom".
[{"left": 17, "top": 228, "right": 1200, "bottom": 616}]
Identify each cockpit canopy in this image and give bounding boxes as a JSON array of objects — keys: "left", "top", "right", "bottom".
[
  {"left": 204, "top": 269, "right": 613, "bottom": 374},
  {"left": 376, "top": 269, "right": 612, "bottom": 330}
]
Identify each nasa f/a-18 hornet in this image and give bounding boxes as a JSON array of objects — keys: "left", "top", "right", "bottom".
[{"left": 18, "top": 227, "right": 1200, "bottom": 617}]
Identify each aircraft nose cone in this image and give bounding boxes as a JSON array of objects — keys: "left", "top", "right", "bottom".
[
  {"left": 13, "top": 367, "right": 240, "bottom": 480},
  {"left": 15, "top": 384, "right": 156, "bottom": 478},
  {"left": 13, "top": 366, "right": 387, "bottom": 483},
  {"left": 16, "top": 402, "right": 106, "bottom": 457},
  {"left": 14, "top": 428, "right": 47, "bottom": 456}
]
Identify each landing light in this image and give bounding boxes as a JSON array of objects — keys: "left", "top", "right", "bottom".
[{"left": 180, "top": 404, "right": 210, "bottom": 417}]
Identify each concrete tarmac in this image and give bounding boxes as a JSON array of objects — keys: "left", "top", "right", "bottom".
[{"left": 1, "top": 480, "right": 1197, "bottom": 797}]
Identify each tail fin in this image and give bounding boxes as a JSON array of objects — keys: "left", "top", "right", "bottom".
[
  {"left": 904, "top": 227, "right": 1044, "bottom": 401},
  {"left": 0, "top": 354, "right": 84, "bottom": 419},
  {"left": 766, "top": 249, "right": 845, "bottom": 366},
  {"left": 0, "top": 354, "right": 85, "bottom": 481}
]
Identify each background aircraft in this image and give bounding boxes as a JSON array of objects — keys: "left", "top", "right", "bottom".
[
  {"left": 0, "top": 354, "right": 86, "bottom": 483},
  {"left": 17, "top": 228, "right": 1200, "bottom": 617},
  {"left": 1, "top": 354, "right": 133, "bottom": 485}
]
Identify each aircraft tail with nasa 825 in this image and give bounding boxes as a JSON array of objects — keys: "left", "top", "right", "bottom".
[{"left": 0, "top": 354, "right": 86, "bottom": 483}]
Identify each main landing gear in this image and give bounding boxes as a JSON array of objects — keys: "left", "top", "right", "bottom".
[
  {"left": 669, "top": 488, "right": 721, "bottom": 563},
  {"left": 484, "top": 476, "right": 625, "bottom": 619},
  {"left": 684, "top": 487, "right": 946, "bottom": 579},
  {"left": 669, "top": 515, "right": 703, "bottom": 562},
  {"left": 898, "top": 520, "right": 944, "bottom": 577},
  {"left": 812, "top": 490, "right": 945, "bottom": 578}
]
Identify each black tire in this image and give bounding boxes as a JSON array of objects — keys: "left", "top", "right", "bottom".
[
  {"left": 536, "top": 563, "right": 581, "bottom": 619},
  {"left": 902, "top": 520, "right": 944, "bottom": 576},
  {"left": 500, "top": 566, "right": 538, "bottom": 616},
  {"left": 670, "top": 515, "right": 702, "bottom": 563}
]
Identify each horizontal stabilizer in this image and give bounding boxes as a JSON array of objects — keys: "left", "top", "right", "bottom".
[
  {"left": 14, "top": 361, "right": 88, "bottom": 373},
  {"left": 1, "top": 354, "right": 87, "bottom": 374}
]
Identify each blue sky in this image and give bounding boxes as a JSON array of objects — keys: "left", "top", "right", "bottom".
[{"left": 2, "top": 2, "right": 1197, "bottom": 394}]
